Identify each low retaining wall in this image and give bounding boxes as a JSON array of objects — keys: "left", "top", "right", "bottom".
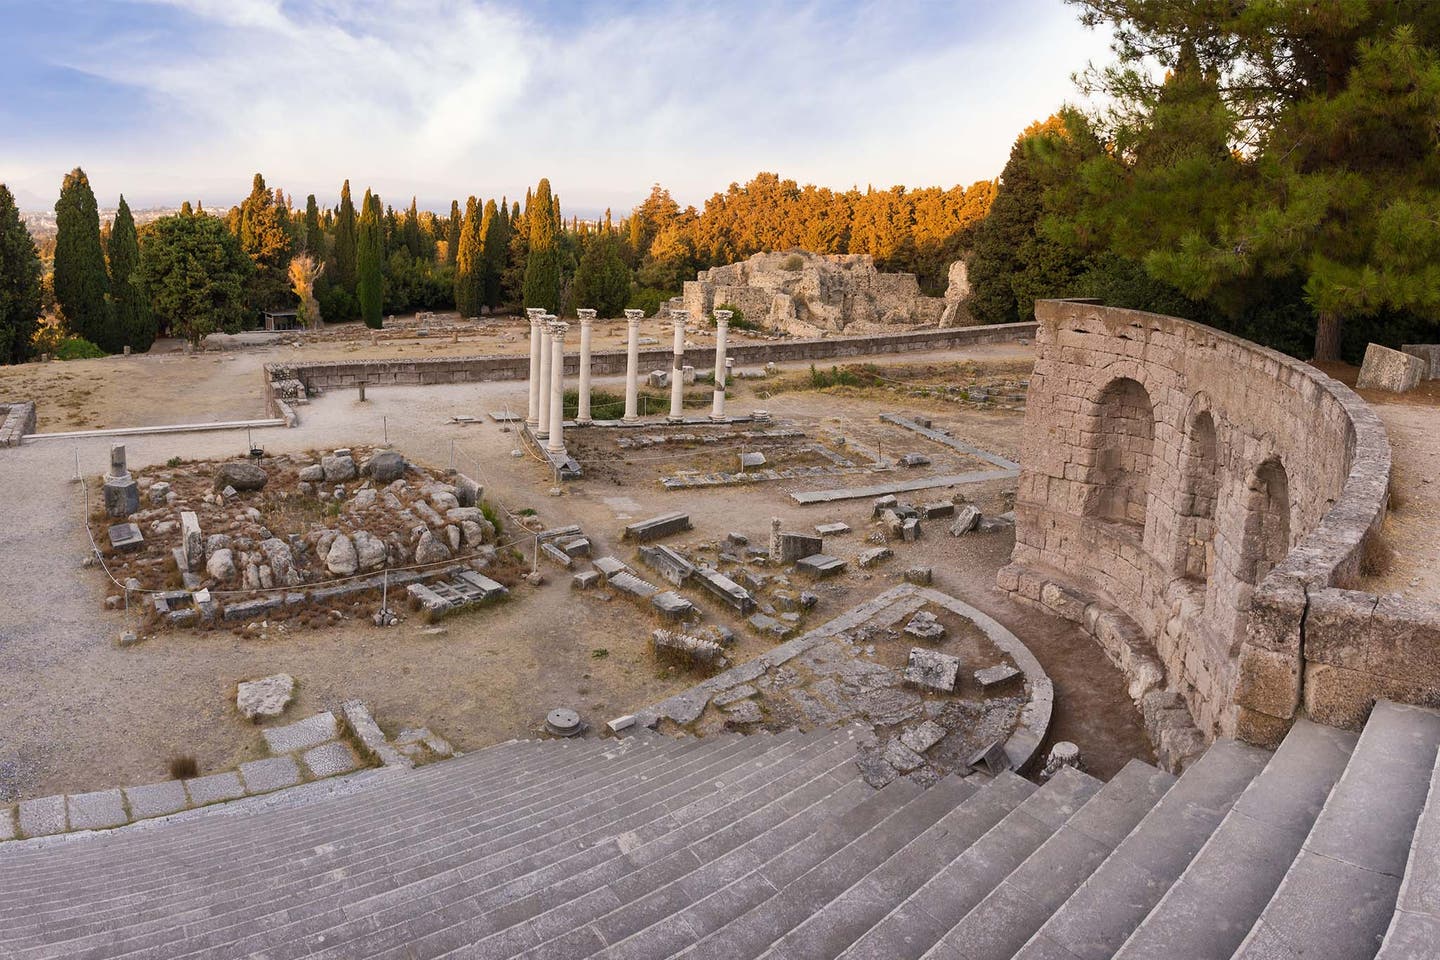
[
  {"left": 264, "top": 323, "right": 1036, "bottom": 398},
  {"left": 0, "top": 402, "right": 36, "bottom": 447},
  {"left": 1002, "top": 300, "right": 1422, "bottom": 750}
]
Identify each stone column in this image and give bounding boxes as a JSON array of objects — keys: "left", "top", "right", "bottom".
[
  {"left": 576, "top": 309, "right": 596, "bottom": 424},
  {"left": 623, "top": 309, "right": 644, "bottom": 422},
  {"left": 668, "top": 309, "right": 688, "bottom": 423},
  {"left": 710, "top": 309, "right": 731, "bottom": 421},
  {"left": 525, "top": 309, "right": 545, "bottom": 430},
  {"left": 546, "top": 320, "right": 568, "bottom": 455},
  {"left": 103, "top": 442, "right": 139, "bottom": 518},
  {"left": 535, "top": 313, "right": 554, "bottom": 439}
]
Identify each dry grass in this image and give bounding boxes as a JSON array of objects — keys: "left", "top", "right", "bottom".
[{"left": 167, "top": 755, "right": 199, "bottom": 780}]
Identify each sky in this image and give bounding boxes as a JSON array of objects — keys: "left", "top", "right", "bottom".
[{"left": 0, "top": 0, "right": 1115, "bottom": 216}]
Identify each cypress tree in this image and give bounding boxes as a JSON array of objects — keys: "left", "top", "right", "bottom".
[
  {"left": 53, "top": 167, "right": 113, "bottom": 348},
  {"left": 444, "top": 200, "right": 462, "bottom": 265},
  {"left": 522, "top": 178, "right": 561, "bottom": 312},
  {"left": 303, "top": 194, "right": 323, "bottom": 254},
  {"left": 108, "top": 196, "right": 155, "bottom": 353},
  {"left": 333, "top": 180, "right": 358, "bottom": 290},
  {"left": 480, "top": 199, "right": 506, "bottom": 310},
  {"left": 237, "top": 173, "right": 293, "bottom": 310},
  {"left": 357, "top": 189, "right": 384, "bottom": 328},
  {"left": 0, "top": 183, "right": 43, "bottom": 365},
  {"left": 403, "top": 198, "right": 423, "bottom": 260},
  {"left": 454, "top": 197, "right": 484, "bottom": 317}
]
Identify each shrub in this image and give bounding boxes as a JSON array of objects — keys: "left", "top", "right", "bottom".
[
  {"left": 627, "top": 286, "right": 675, "bottom": 318},
  {"left": 781, "top": 253, "right": 805, "bottom": 271},
  {"left": 710, "top": 302, "right": 761, "bottom": 332},
  {"left": 55, "top": 336, "right": 106, "bottom": 360},
  {"left": 167, "top": 755, "right": 198, "bottom": 780},
  {"left": 479, "top": 499, "right": 503, "bottom": 536}
]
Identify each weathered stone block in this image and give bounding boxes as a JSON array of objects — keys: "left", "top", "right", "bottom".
[
  {"left": 1234, "top": 642, "right": 1300, "bottom": 721},
  {"left": 1355, "top": 342, "right": 1424, "bottom": 392}
]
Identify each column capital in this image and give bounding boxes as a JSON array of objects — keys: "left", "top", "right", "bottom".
[
  {"left": 624, "top": 309, "right": 645, "bottom": 324},
  {"left": 669, "top": 308, "right": 690, "bottom": 325},
  {"left": 713, "top": 309, "right": 733, "bottom": 324},
  {"left": 576, "top": 309, "right": 597, "bottom": 325},
  {"left": 548, "top": 319, "right": 568, "bottom": 341}
]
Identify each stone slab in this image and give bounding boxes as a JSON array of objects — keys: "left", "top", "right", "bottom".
[
  {"left": 18, "top": 795, "right": 66, "bottom": 837},
  {"left": 302, "top": 741, "right": 362, "bottom": 778},
  {"left": 0, "top": 805, "right": 15, "bottom": 841},
  {"left": 262, "top": 711, "right": 340, "bottom": 755},
  {"left": 123, "top": 780, "right": 190, "bottom": 820},
  {"left": 1356, "top": 342, "right": 1424, "bottom": 392},
  {"left": 240, "top": 756, "right": 303, "bottom": 793},
  {"left": 66, "top": 789, "right": 128, "bottom": 831},
  {"left": 791, "top": 468, "right": 1019, "bottom": 504},
  {"left": 904, "top": 646, "right": 962, "bottom": 693},
  {"left": 185, "top": 772, "right": 245, "bottom": 805}
]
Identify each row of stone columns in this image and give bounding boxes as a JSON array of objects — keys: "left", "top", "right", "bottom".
[{"left": 523, "top": 306, "right": 735, "bottom": 455}]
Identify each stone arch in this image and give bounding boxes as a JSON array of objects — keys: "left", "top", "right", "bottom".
[
  {"left": 1175, "top": 406, "right": 1220, "bottom": 582},
  {"left": 1085, "top": 376, "right": 1155, "bottom": 530},
  {"left": 1242, "top": 457, "right": 1292, "bottom": 586}
]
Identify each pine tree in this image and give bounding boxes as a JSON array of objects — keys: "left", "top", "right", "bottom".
[
  {"left": 573, "top": 232, "right": 631, "bottom": 317},
  {"left": 53, "top": 167, "right": 113, "bottom": 348},
  {"left": 333, "top": 180, "right": 358, "bottom": 291},
  {"left": 454, "top": 197, "right": 484, "bottom": 317},
  {"left": 357, "top": 189, "right": 384, "bottom": 328},
  {"left": 0, "top": 183, "right": 43, "bottom": 365},
  {"left": 522, "top": 178, "right": 561, "bottom": 312},
  {"left": 108, "top": 196, "right": 155, "bottom": 353},
  {"left": 303, "top": 194, "right": 323, "bottom": 254},
  {"left": 444, "top": 200, "right": 462, "bottom": 266},
  {"left": 480, "top": 199, "right": 507, "bottom": 310}
]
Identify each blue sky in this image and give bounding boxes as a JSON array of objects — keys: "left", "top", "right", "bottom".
[{"left": 0, "top": 0, "right": 1114, "bottom": 214}]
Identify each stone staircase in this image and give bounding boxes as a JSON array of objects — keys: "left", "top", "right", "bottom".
[{"left": 1, "top": 701, "right": 1438, "bottom": 959}]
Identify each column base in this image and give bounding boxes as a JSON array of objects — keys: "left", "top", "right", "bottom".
[
  {"left": 622, "top": 416, "right": 640, "bottom": 424},
  {"left": 667, "top": 415, "right": 685, "bottom": 424},
  {"left": 709, "top": 414, "right": 729, "bottom": 423},
  {"left": 575, "top": 418, "right": 592, "bottom": 427}
]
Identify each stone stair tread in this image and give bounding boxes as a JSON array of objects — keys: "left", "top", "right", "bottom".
[
  {"left": 921, "top": 759, "right": 1175, "bottom": 960},
  {"left": 1379, "top": 734, "right": 1440, "bottom": 959},
  {"left": 838, "top": 766, "right": 1101, "bottom": 960},
  {"left": 397, "top": 731, "right": 869, "bottom": 959},
  {"left": 1017, "top": 737, "right": 1271, "bottom": 960},
  {"left": 1113, "top": 718, "right": 1359, "bottom": 960},
  {"left": 684, "top": 776, "right": 976, "bottom": 960},
  {"left": 1232, "top": 701, "right": 1440, "bottom": 960},
  {"left": 765, "top": 770, "right": 1038, "bottom": 960}
]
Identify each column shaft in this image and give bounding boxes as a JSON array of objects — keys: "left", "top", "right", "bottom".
[
  {"left": 526, "top": 318, "right": 542, "bottom": 429},
  {"left": 624, "top": 313, "right": 642, "bottom": 422},
  {"left": 577, "top": 316, "right": 594, "bottom": 424},
  {"left": 668, "top": 313, "right": 686, "bottom": 422},
  {"left": 546, "top": 327, "right": 567, "bottom": 454},
  {"left": 710, "top": 319, "right": 729, "bottom": 421}
]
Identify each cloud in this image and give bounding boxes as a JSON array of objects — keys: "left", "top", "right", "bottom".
[{"left": 9, "top": 0, "right": 1113, "bottom": 212}]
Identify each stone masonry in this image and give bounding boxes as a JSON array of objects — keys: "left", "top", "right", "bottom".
[{"left": 1001, "top": 299, "right": 1417, "bottom": 752}]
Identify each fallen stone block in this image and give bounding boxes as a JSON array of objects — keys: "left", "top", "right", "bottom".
[
  {"left": 651, "top": 591, "right": 695, "bottom": 619},
  {"left": 623, "top": 512, "right": 692, "bottom": 542},
  {"left": 795, "top": 554, "right": 847, "bottom": 577},
  {"left": 236, "top": 673, "right": 295, "bottom": 721},
  {"left": 904, "top": 566, "right": 933, "bottom": 585},
  {"left": 904, "top": 610, "right": 946, "bottom": 641},
  {"left": 1356, "top": 342, "right": 1424, "bottom": 392},
  {"left": 572, "top": 569, "right": 601, "bottom": 590},
  {"left": 857, "top": 546, "right": 893, "bottom": 568},
  {"left": 949, "top": 504, "right": 982, "bottom": 536},
  {"left": 975, "top": 663, "right": 1023, "bottom": 690},
  {"left": 904, "top": 647, "right": 962, "bottom": 693},
  {"left": 900, "top": 720, "right": 948, "bottom": 754},
  {"left": 652, "top": 628, "right": 725, "bottom": 665}
]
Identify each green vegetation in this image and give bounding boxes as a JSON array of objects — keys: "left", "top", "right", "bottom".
[
  {"left": 108, "top": 196, "right": 156, "bottom": 352},
  {"left": 54, "top": 336, "right": 105, "bottom": 360},
  {"left": 454, "top": 196, "right": 484, "bottom": 318},
  {"left": 572, "top": 232, "right": 631, "bottom": 317},
  {"left": 522, "top": 178, "right": 562, "bottom": 312},
  {"left": 53, "top": 167, "right": 112, "bottom": 349},
  {"left": 356, "top": 189, "right": 384, "bottom": 329},
  {"left": 0, "top": 183, "right": 42, "bottom": 365},
  {"left": 138, "top": 209, "right": 252, "bottom": 348}
]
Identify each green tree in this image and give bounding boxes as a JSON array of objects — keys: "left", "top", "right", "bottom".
[
  {"left": 333, "top": 179, "right": 358, "bottom": 291},
  {"left": 402, "top": 198, "right": 424, "bottom": 260},
  {"left": 357, "top": 189, "right": 385, "bottom": 328},
  {"left": 454, "top": 196, "right": 484, "bottom": 317},
  {"left": 237, "top": 172, "right": 293, "bottom": 311},
  {"left": 1070, "top": 0, "right": 1440, "bottom": 360},
  {"left": 303, "top": 194, "right": 323, "bottom": 255},
  {"left": 572, "top": 233, "right": 632, "bottom": 317},
  {"left": 444, "top": 200, "right": 462, "bottom": 266},
  {"left": 0, "top": 184, "right": 43, "bottom": 365},
  {"left": 480, "top": 198, "right": 506, "bottom": 310},
  {"left": 522, "top": 178, "right": 562, "bottom": 311},
  {"left": 139, "top": 210, "right": 252, "bottom": 348},
  {"left": 108, "top": 196, "right": 156, "bottom": 352},
  {"left": 53, "top": 167, "right": 113, "bottom": 348}
]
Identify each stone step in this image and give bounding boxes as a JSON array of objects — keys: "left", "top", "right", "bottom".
[
  {"left": 1, "top": 735, "right": 710, "bottom": 948},
  {"left": 596, "top": 779, "right": 928, "bottom": 960},
  {"left": 474, "top": 732, "right": 869, "bottom": 959},
  {"left": 7, "top": 734, "right": 769, "bottom": 958},
  {"left": 681, "top": 776, "right": 976, "bottom": 959},
  {"left": 1016, "top": 737, "right": 1271, "bottom": 960},
  {"left": 920, "top": 759, "right": 1176, "bottom": 960},
  {"left": 838, "top": 768, "right": 1099, "bottom": 960},
  {"left": 1113, "top": 718, "right": 1359, "bottom": 960},
  {"left": 347, "top": 730, "right": 868, "bottom": 960},
  {"left": 1233, "top": 700, "right": 1440, "bottom": 960},
  {"left": 764, "top": 770, "right": 1038, "bottom": 959},
  {"left": 148, "top": 731, "right": 805, "bottom": 960},
  {"left": 1377, "top": 736, "right": 1440, "bottom": 959}
]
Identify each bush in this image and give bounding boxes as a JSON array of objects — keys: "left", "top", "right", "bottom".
[
  {"left": 627, "top": 286, "right": 675, "bottom": 318},
  {"left": 807, "top": 363, "right": 862, "bottom": 388},
  {"left": 781, "top": 253, "right": 805, "bottom": 271},
  {"left": 318, "top": 286, "right": 358, "bottom": 324},
  {"left": 711, "top": 302, "right": 761, "bottom": 332},
  {"left": 55, "top": 336, "right": 106, "bottom": 360},
  {"left": 167, "top": 755, "right": 198, "bottom": 780}
]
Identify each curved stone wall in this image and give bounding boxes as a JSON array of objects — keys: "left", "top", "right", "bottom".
[{"left": 1000, "top": 299, "right": 1412, "bottom": 751}]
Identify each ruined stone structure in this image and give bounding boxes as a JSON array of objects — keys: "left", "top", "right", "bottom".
[
  {"left": 681, "top": 250, "right": 966, "bottom": 336},
  {"left": 1001, "top": 299, "right": 1437, "bottom": 753}
]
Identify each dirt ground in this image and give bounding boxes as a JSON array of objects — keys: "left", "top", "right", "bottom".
[
  {"left": 1318, "top": 363, "right": 1440, "bottom": 601},
  {"left": 0, "top": 339, "right": 1155, "bottom": 808}
]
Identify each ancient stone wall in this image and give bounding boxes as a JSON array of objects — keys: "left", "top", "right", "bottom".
[
  {"left": 681, "top": 251, "right": 957, "bottom": 336},
  {"left": 267, "top": 322, "right": 1035, "bottom": 397},
  {"left": 0, "top": 402, "right": 37, "bottom": 447},
  {"left": 1000, "top": 300, "right": 1420, "bottom": 750}
]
